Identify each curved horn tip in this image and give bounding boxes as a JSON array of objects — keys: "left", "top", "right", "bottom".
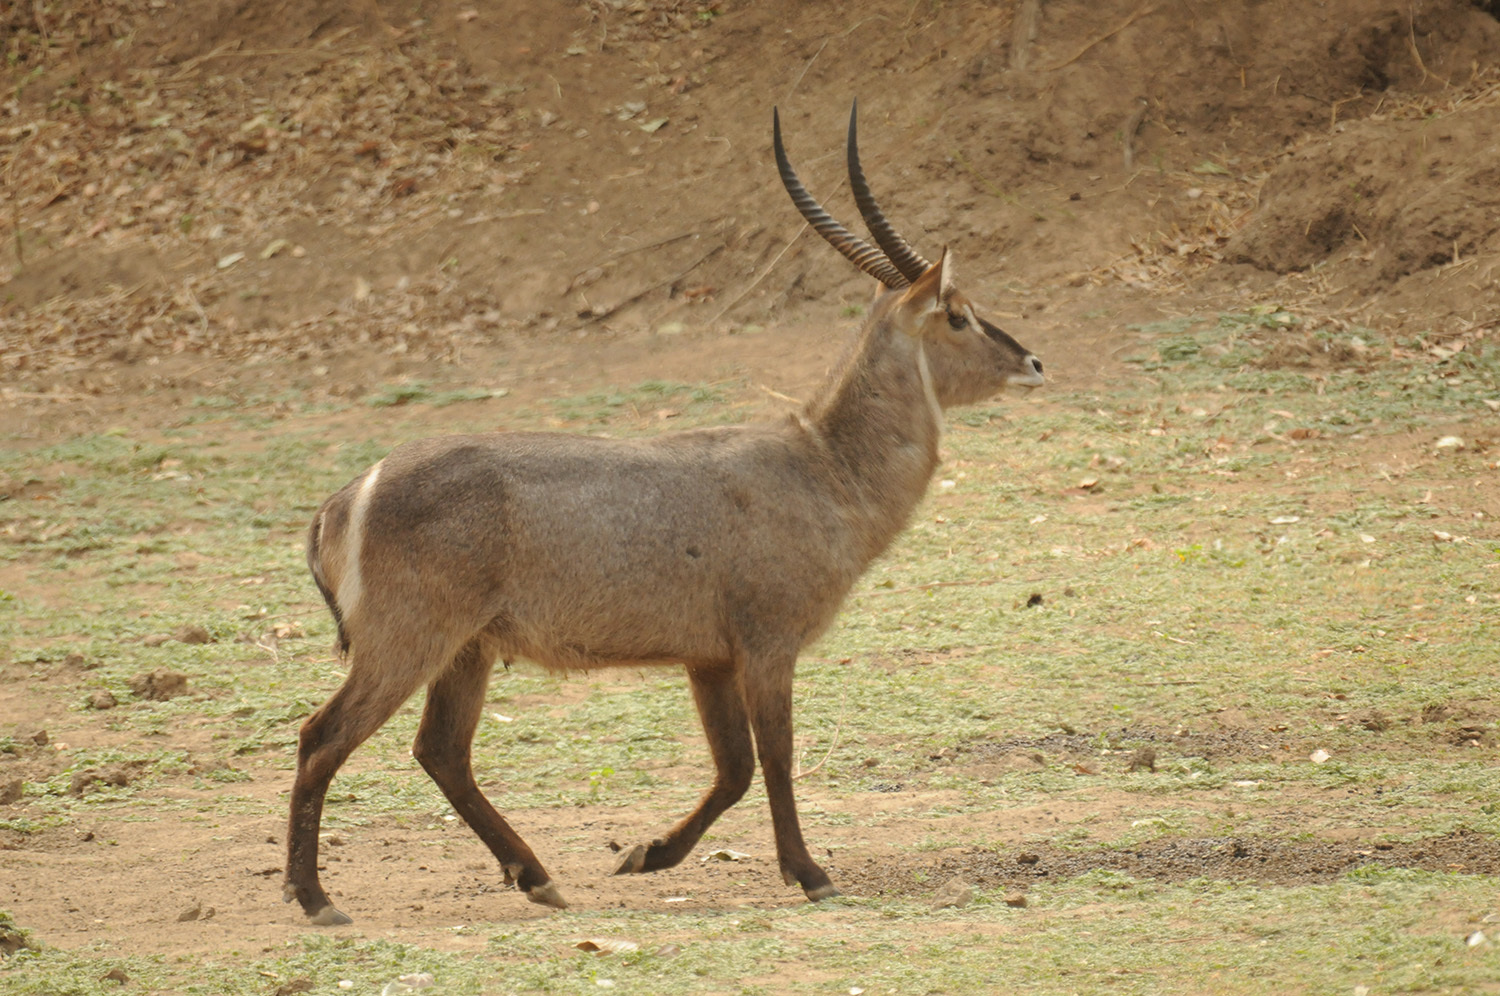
[{"left": 773, "top": 104, "right": 910, "bottom": 290}]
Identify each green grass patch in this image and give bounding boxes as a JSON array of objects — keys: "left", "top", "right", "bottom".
[{"left": 2, "top": 328, "right": 1498, "bottom": 991}]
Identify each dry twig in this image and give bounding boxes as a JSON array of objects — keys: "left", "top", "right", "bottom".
[
  {"left": 860, "top": 577, "right": 1005, "bottom": 597},
  {"left": 1010, "top": 0, "right": 1041, "bottom": 70},
  {"left": 707, "top": 225, "right": 807, "bottom": 326},
  {"left": 793, "top": 693, "right": 845, "bottom": 781},
  {"left": 1121, "top": 96, "right": 1149, "bottom": 171},
  {"left": 581, "top": 244, "right": 725, "bottom": 326},
  {"left": 1045, "top": 4, "right": 1160, "bottom": 71}
]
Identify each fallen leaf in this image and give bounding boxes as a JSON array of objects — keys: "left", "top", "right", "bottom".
[
  {"left": 1309, "top": 749, "right": 1330, "bottom": 764},
  {"left": 702, "top": 848, "right": 750, "bottom": 862},
  {"left": 382, "top": 971, "right": 435, "bottom": 994},
  {"left": 574, "top": 938, "right": 640, "bottom": 955}
]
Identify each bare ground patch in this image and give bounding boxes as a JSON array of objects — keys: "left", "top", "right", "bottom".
[{"left": 959, "top": 829, "right": 1499, "bottom": 891}]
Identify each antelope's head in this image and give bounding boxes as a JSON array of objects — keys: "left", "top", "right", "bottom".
[{"left": 773, "top": 103, "right": 1044, "bottom": 407}]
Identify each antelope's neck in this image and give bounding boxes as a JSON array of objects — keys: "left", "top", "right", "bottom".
[{"left": 806, "top": 330, "right": 944, "bottom": 562}]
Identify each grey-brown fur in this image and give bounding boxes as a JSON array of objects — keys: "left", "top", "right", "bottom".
[{"left": 283, "top": 108, "right": 1044, "bottom": 926}]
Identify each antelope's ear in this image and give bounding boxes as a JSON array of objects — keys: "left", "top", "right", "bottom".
[
  {"left": 895, "top": 247, "right": 952, "bottom": 330},
  {"left": 934, "top": 247, "right": 954, "bottom": 299}
]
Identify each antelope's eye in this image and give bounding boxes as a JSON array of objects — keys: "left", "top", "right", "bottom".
[{"left": 947, "top": 312, "right": 968, "bottom": 330}]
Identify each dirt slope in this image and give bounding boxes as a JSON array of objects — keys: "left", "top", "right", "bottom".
[{"left": 3, "top": 0, "right": 1499, "bottom": 417}]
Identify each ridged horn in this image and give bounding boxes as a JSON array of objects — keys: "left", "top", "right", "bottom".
[
  {"left": 773, "top": 107, "right": 909, "bottom": 289},
  {"left": 846, "top": 99, "right": 933, "bottom": 283}
]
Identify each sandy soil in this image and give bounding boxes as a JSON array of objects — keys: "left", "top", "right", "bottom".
[{"left": 3, "top": 0, "right": 1499, "bottom": 958}]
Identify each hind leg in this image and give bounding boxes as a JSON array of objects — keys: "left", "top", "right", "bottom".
[
  {"left": 613, "top": 663, "right": 755, "bottom": 876},
  {"left": 284, "top": 648, "right": 438, "bottom": 925},
  {"left": 412, "top": 640, "right": 566, "bottom": 909}
]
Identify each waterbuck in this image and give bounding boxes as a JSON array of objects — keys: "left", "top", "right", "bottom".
[{"left": 284, "top": 103, "right": 1044, "bottom": 925}]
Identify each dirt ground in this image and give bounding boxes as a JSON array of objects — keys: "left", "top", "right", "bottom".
[{"left": 4, "top": 0, "right": 1500, "bottom": 962}]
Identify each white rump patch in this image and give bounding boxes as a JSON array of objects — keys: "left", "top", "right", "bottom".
[{"left": 337, "top": 460, "right": 383, "bottom": 620}]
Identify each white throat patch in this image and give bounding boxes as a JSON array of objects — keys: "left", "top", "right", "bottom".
[{"left": 916, "top": 344, "right": 944, "bottom": 438}]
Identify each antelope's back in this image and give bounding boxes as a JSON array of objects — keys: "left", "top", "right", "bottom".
[{"left": 312, "top": 427, "right": 864, "bottom": 669}]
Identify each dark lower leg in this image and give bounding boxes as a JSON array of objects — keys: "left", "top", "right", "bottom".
[
  {"left": 746, "top": 662, "right": 837, "bottom": 900},
  {"left": 285, "top": 755, "right": 343, "bottom": 922},
  {"left": 614, "top": 664, "right": 754, "bottom": 875},
  {"left": 414, "top": 642, "right": 564, "bottom": 908},
  {"left": 285, "top": 679, "right": 410, "bottom": 924}
]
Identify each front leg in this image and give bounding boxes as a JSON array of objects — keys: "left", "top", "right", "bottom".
[
  {"left": 744, "top": 654, "right": 839, "bottom": 901},
  {"left": 614, "top": 663, "right": 754, "bottom": 875}
]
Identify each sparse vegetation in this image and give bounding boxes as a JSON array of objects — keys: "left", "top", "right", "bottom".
[
  {"left": 4, "top": 0, "right": 1500, "bottom": 991},
  {"left": 4, "top": 306, "right": 1498, "bottom": 990}
]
